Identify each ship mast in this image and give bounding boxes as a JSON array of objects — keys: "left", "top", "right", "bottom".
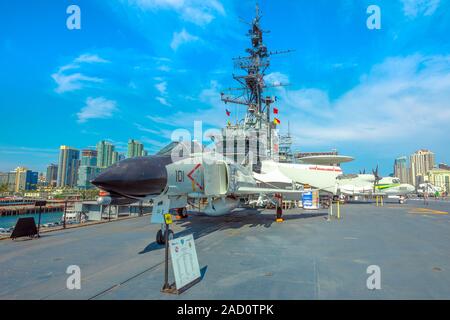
[
  {"left": 218, "top": 2, "right": 292, "bottom": 169},
  {"left": 220, "top": 2, "right": 292, "bottom": 131}
]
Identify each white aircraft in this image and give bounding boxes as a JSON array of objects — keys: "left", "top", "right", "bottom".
[
  {"left": 93, "top": 143, "right": 303, "bottom": 244},
  {"left": 335, "top": 167, "right": 415, "bottom": 201},
  {"left": 255, "top": 155, "right": 354, "bottom": 194},
  {"left": 417, "top": 183, "right": 442, "bottom": 196}
]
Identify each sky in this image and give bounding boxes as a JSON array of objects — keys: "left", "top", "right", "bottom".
[{"left": 0, "top": 0, "right": 449, "bottom": 176}]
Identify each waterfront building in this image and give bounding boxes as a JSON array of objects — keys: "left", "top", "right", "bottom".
[
  {"left": 57, "top": 146, "right": 80, "bottom": 188},
  {"left": 409, "top": 149, "right": 435, "bottom": 187},
  {"left": 6, "top": 172, "right": 16, "bottom": 191},
  {"left": 427, "top": 169, "right": 450, "bottom": 194},
  {"left": 77, "top": 149, "right": 101, "bottom": 189},
  {"left": 46, "top": 164, "right": 58, "bottom": 188},
  {"left": 439, "top": 163, "right": 450, "bottom": 171},
  {"left": 0, "top": 172, "right": 15, "bottom": 192},
  {"left": 96, "top": 141, "right": 115, "bottom": 168},
  {"left": 127, "top": 139, "right": 145, "bottom": 158},
  {"left": 14, "top": 167, "right": 38, "bottom": 192},
  {"left": 112, "top": 151, "right": 119, "bottom": 165},
  {"left": 394, "top": 156, "right": 409, "bottom": 184},
  {"left": 81, "top": 150, "right": 98, "bottom": 166},
  {"left": 77, "top": 166, "right": 102, "bottom": 190}
]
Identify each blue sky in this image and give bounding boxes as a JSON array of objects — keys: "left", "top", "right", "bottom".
[{"left": 1, "top": 0, "right": 449, "bottom": 175}]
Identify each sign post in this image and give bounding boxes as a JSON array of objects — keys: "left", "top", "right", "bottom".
[
  {"left": 162, "top": 213, "right": 173, "bottom": 292},
  {"left": 34, "top": 200, "right": 47, "bottom": 237}
]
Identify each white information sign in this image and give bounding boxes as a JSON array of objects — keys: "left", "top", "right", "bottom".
[{"left": 169, "top": 234, "right": 201, "bottom": 290}]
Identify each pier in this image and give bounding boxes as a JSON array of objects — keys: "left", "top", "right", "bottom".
[{"left": 0, "top": 203, "right": 64, "bottom": 217}]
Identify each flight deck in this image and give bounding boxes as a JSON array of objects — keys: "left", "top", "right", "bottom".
[{"left": 0, "top": 200, "right": 449, "bottom": 300}]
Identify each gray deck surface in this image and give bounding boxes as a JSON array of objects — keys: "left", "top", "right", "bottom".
[{"left": 0, "top": 199, "right": 449, "bottom": 300}]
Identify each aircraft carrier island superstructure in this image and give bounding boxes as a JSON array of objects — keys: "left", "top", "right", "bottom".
[{"left": 216, "top": 4, "right": 292, "bottom": 173}]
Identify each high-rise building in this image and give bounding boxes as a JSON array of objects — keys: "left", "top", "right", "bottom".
[
  {"left": 0, "top": 173, "right": 8, "bottom": 186},
  {"left": 127, "top": 139, "right": 145, "bottom": 158},
  {"left": 57, "top": 146, "right": 80, "bottom": 188},
  {"left": 96, "top": 141, "right": 115, "bottom": 168},
  {"left": 77, "top": 149, "right": 101, "bottom": 189},
  {"left": 14, "top": 167, "right": 38, "bottom": 192},
  {"left": 428, "top": 169, "right": 450, "bottom": 194},
  {"left": 46, "top": 164, "right": 58, "bottom": 188},
  {"left": 77, "top": 166, "right": 101, "bottom": 190},
  {"left": 81, "top": 150, "right": 98, "bottom": 166},
  {"left": 409, "top": 149, "right": 435, "bottom": 186},
  {"left": 112, "top": 151, "right": 119, "bottom": 165},
  {"left": 0, "top": 172, "right": 13, "bottom": 191},
  {"left": 394, "top": 156, "right": 408, "bottom": 184}
]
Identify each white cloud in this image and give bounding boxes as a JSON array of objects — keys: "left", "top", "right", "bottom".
[
  {"left": 74, "top": 54, "right": 110, "bottom": 64},
  {"left": 52, "top": 73, "right": 103, "bottom": 94},
  {"left": 149, "top": 80, "right": 227, "bottom": 128},
  {"left": 401, "top": 0, "right": 441, "bottom": 17},
  {"left": 52, "top": 53, "right": 109, "bottom": 93},
  {"left": 265, "top": 72, "right": 290, "bottom": 87},
  {"left": 155, "top": 81, "right": 168, "bottom": 95},
  {"left": 170, "top": 29, "right": 200, "bottom": 50},
  {"left": 77, "top": 97, "right": 118, "bottom": 123},
  {"left": 274, "top": 54, "right": 450, "bottom": 148},
  {"left": 156, "top": 96, "right": 171, "bottom": 106},
  {"left": 157, "top": 65, "right": 171, "bottom": 72},
  {"left": 126, "top": 0, "right": 225, "bottom": 26}
]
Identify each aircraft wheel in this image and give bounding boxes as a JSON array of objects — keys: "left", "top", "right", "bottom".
[
  {"left": 156, "top": 229, "right": 164, "bottom": 245},
  {"left": 156, "top": 229, "right": 174, "bottom": 245},
  {"left": 177, "top": 207, "right": 188, "bottom": 219}
]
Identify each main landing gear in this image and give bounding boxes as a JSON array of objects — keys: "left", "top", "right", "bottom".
[
  {"left": 176, "top": 207, "right": 188, "bottom": 220},
  {"left": 275, "top": 194, "right": 284, "bottom": 223}
]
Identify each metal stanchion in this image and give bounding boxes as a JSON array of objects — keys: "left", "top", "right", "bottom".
[
  {"left": 337, "top": 199, "right": 341, "bottom": 219},
  {"left": 328, "top": 199, "right": 333, "bottom": 221},
  {"left": 162, "top": 223, "right": 170, "bottom": 290},
  {"left": 161, "top": 214, "right": 176, "bottom": 294},
  {"left": 37, "top": 204, "right": 42, "bottom": 238},
  {"left": 63, "top": 200, "right": 67, "bottom": 229}
]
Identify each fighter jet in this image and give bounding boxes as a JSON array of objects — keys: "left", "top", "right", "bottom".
[{"left": 92, "top": 142, "right": 302, "bottom": 244}]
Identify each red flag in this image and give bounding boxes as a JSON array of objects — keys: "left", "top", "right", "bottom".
[
  {"left": 273, "top": 108, "right": 279, "bottom": 114},
  {"left": 226, "top": 109, "right": 231, "bottom": 116}
]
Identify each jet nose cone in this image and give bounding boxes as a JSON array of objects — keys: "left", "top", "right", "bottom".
[{"left": 92, "top": 155, "right": 173, "bottom": 197}]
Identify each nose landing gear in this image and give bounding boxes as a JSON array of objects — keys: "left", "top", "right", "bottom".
[{"left": 156, "top": 229, "right": 173, "bottom": 245}]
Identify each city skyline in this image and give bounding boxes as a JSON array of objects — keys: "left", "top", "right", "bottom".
[{"left": 1, "top": 0, "right": 450, "bottom": 176}]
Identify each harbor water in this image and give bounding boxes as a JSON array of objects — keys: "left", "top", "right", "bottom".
[{"left": 0, "top": 211, "right": 64, "bottom": 229}]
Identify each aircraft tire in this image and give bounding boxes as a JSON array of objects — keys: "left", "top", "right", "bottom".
[
  {"left": 156, "top": 230, "right": 164, "bottom": 245},
  {"left": 156, "top": 229, "right": 174, "bottom": 245}
]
